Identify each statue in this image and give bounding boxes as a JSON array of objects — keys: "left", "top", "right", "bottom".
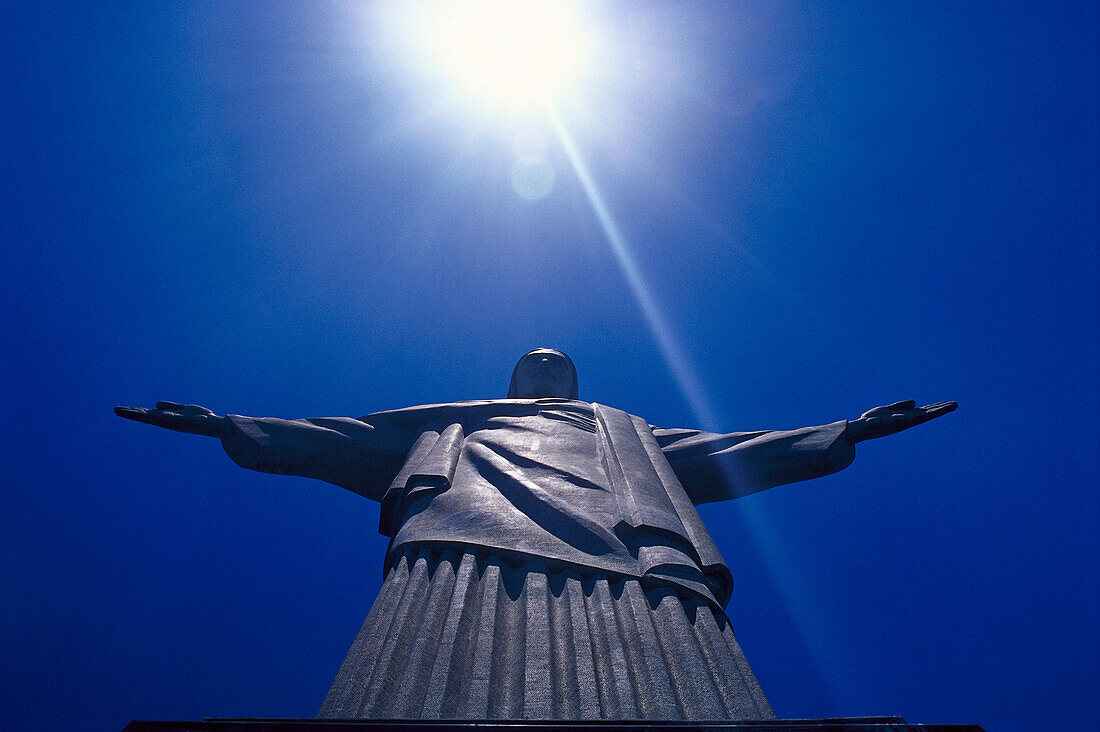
[{"left": 115, "top": 348, "right": 955, "bottom": 721}]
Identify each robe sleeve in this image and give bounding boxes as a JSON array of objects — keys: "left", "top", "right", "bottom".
[
  {"left": 652, "top": 421, "right": 856, "bottom": 504},
  {"left": 219, "top": 415, "right": 413, "bottom": 502}
]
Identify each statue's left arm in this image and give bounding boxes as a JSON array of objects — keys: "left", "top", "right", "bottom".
[{"left": 654, "top": 400, "right": 956, "bottom": 504}]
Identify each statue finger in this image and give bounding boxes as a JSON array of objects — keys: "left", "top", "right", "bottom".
[
  {"left": 115, "top": 406, "right": 154, "bottom": 423},
  {"left": 155, "top": 401, "right": 186, "bottom": 411},
  {"left": 887, "top": 400, "right": 916, "bottom": 411},
  {"left": 924, "top": 401, "right": 958, "bottom": 417},
  {"left": 913, "top": 402, "right": 957, "bottom": 424}
]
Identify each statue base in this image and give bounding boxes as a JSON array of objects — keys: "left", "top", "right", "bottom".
[{"left": 123, "top": 716, "right": 983, "bottom": 731}]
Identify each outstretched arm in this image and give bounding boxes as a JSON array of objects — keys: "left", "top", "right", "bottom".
[
  {"left": 655, "top": 400, "right": 956, "bottom": 504},
  {"left": 115, "top": 401, "right": 412, "bottom": 501}
]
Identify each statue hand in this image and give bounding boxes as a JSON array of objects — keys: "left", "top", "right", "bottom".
[
  {"left": 114, "top": 401, "right": 231, "bottom": 438},
  {"left": 847, "top": 400, "right": 957, "bottom": 443}
]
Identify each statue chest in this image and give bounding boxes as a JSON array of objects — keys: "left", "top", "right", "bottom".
[{"left": 459, "top": 405, "right": 607, "bottom": 493}]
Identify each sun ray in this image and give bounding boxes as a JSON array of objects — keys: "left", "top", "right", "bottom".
[
  {"left": 547, "top": 106, "right": 720, "bottom": 428},
  {"left": 549, "top": 105, "right": 854, "bottom": 708}
]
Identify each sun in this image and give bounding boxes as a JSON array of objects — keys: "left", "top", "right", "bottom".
[{"left": 415, "top": 0, "right": 593, "bottom": 110}]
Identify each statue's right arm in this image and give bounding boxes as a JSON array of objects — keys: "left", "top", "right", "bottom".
[{"left": 115, "top": 402, "right": 413, "bottom": 502}]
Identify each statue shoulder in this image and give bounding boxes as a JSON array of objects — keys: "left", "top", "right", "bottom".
[
  {"left": 361, "top": 398, "right": 607, "bottom": 429},
  {"left": 360, "top": 399, "right": 553, "bottom": 427}
]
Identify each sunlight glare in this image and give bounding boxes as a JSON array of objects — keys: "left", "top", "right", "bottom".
[{"left": 417, "top": 0, "right": 592, "bottom": 110}]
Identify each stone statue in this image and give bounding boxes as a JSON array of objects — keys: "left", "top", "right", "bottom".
[{"left": 115, "top": 348, "right": 955, "bottom": 721}]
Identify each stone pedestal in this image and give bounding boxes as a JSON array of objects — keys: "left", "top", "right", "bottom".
[{"left": 123, "top": 716, "right": 984, "bottom": 731}]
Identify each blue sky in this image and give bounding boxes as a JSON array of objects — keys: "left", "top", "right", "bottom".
[{"left": 2, "top": 3, "right": 1096, "bottom": 730}]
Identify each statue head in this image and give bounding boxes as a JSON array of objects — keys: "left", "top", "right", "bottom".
[{"left": 507, "top": 348, "right": 579, "bottom": 400}]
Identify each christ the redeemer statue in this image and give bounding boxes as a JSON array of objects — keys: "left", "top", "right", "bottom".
[{"left": 116, "top": 348, "right": 955, "bottom": 721}]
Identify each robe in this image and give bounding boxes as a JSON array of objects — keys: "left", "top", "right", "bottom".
[{"left": 219, "top": 398, "right": 855, "bottom": 719}]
